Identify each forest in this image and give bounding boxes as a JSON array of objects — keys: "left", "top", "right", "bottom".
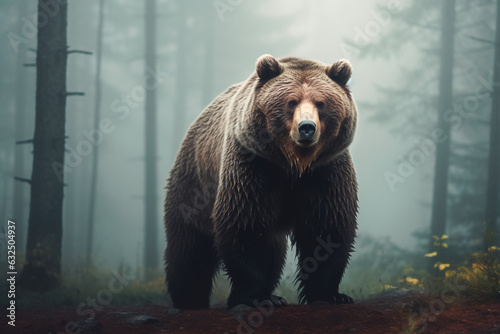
[{"left": 0, "top": 0, "right": 499, "bottom": 333}]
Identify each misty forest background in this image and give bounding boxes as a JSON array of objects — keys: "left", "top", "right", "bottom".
[{"left": 0, "top": 0, "right": 499, "bottom": 304}]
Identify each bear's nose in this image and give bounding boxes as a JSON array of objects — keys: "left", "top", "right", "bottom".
[{"left": 298, "top": 120, "right": 316, "bottom": 139}]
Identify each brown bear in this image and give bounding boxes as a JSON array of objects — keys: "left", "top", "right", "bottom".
[{"left": 164, "top": 55, "right": 358, "bottom": 310}]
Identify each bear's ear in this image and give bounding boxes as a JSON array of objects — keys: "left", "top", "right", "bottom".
[
  {"left": 326, "top": 59, "right": 352, "bottom": 86},
  {"left": 256, "top": 54, "right": 283, "bottom": 81}
]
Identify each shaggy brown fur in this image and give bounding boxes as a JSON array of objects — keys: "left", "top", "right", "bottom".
[{"left": 164, "top": 55, "right": 358, "bottom": 310}]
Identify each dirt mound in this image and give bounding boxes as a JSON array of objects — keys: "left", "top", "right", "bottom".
[{"left": 3, "top": 297, "right": 499, "bottom": 334}]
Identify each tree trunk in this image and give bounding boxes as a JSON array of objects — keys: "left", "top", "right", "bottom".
[
  {"left": 12, "top": 0, "right": 29, "bottom": 257},
  {"left": 19, "top": 0, "right": 68, "bottom": 291},
  {"left": 85, "top": 0, "right": 105, "bottom": 267},
  {"left": 144, "top": 0, "right": 159, "bottom": 281},
  {"left": 428, "top": 0, "right": 455, "bottom": 269},
  {"left": 62, "top": 128, "right": 76, "bottom": 266},
  {"left": 484, "top": 0, "right": 500, "bottom": 245},
  {"left": 63, "top": 1, "right": 91, "bottom": 267}
]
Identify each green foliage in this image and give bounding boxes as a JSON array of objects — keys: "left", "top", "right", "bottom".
[
  {"left": 449, "top": 247, "right": 500, "bottom": 300},
  {"left": 342, "top": 232, "right": 499, "bottom": 301},
  {"left": 395, "top": 233, "right": 500, "bottom": 300},
  {"left": 340, "top": 234, "right": 425, "bottom": 300},
  {"left": 10, "top": 263, "right": 168, "bottom": 308}
]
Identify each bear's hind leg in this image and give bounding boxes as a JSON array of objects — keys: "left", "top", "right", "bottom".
[{"left": 165, "top": 223, "right": 218, "bottom": 309}]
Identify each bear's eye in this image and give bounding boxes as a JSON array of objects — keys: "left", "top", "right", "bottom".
[
  {"left": 316, "top": 101, "right": 325, "bottom": 109},
  {"left": 288, "top": 100, "right": 298, "bottom": 108}
]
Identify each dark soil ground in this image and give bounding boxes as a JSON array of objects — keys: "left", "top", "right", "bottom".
[{"left": 3, "top": 295, "right": 500, "bottom": 334}]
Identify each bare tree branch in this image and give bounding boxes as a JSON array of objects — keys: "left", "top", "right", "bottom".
[
  {"left": 16, "top": 139, "right": 34, "bottom": 145},
  {"left": 14, "top": 177, "right": 31, "bottom": 185},
  {"left": 67, "top": 49, "right": 93, "bottom": 55},
  {"left": 463, "top": 34, "right": 497, "bottom": 45}
]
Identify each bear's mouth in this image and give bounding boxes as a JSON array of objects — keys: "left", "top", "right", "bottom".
[{"left": 297, "top": 138, "right": 317, "bottom": 147}]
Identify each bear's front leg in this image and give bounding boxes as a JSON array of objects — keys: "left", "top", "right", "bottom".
[
  {"left": 294, "top": 229, "right": 355, "bottom": 304},
  {"left": 219, "top": 229, "right": 287, "bottom": 309},
  {"left": 212, "top": 151, "right": 288, "bottom": 309},
  {"left": 293, "top": 152, "right": 358, "bottom": 305}
]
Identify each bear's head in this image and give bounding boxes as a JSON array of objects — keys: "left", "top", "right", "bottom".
[{"left": 245, "top": 54, "right": 357, "bottom": 174}]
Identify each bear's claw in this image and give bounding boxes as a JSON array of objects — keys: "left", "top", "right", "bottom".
[
  {"left": 269, "top": 295, "right": 288, "bottom": 306},
  {"left": 331, "top": 293, "right": 354, "bottom": 304}
]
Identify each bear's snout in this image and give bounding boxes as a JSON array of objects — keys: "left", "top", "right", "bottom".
[
  {"left": 298, "top": 120, "right": 317, "bottom": 144},
  {"left": 291, "top": 99, "right": 321, "bottom": 147}
]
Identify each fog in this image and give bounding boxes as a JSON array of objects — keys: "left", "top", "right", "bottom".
[{"left": 1, "top": 0, "right": 498, "bottom": 302}]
